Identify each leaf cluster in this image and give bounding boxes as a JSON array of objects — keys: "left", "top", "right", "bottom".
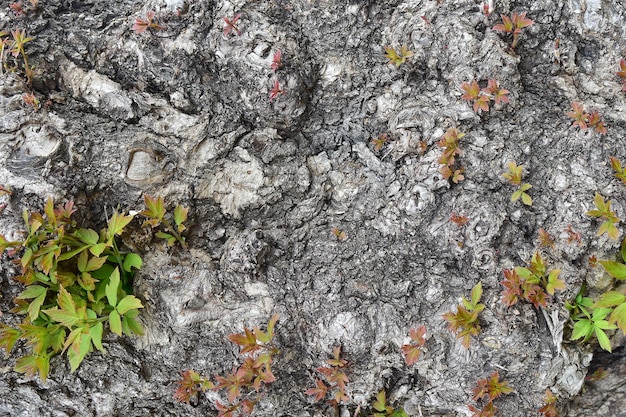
[
  {"left": 586, "top": 192, "right": 620, "bottom": 240},
  {"left": 368, "top": 390, "right": 408, "bottom": 417},
  {"left": 609, "top": 157, "right": 626, "bottom": 186},
  {"left": 174, "top": 315, "right": 279, "bottom": 416},
  {"left": 502, "top": 161, "right": 532, "bottom": 205},
  {"left": 437, "top": 127, "right": 466, "bottom": 183},
  {"left": 132, "top": 11, "right": 164, "bottom": 34},
  {"left": 400, "top": 325, "right": 426, "bottom": 366},
  {"left": 566, "top": 102, "right": 607, "bottom": 135},
  {"left": 569, "top": 241, "right": 626, "bottom": 352},
  {"left": 223, "top": 14, "right": 242, "bottom": 36},
  {"left": 538, "top": 389, "right": 559, "bottom": 417},
  {"left": 492, "top": 12, "right": 534, "bottom": 48},
  {"left": 500, "top": 251, "right": 565, "bottom": 308},
  {"left": 460, "top": 79, "right": 509, "bottom": 114},
  {"left": 384, "top": 45, "right": 413, "bottom": 67},
  {"left": 0, "top": 198, "right": 144, "bottom": 379},
  {"left": 306, "top": 345, "right": 350, "bottom": 406},
  {"left": 371, "top": 133, "right": 391, "bottom": 152},
  {"left": 468, "top": 371, "right": 514, "bottom": 417},
  {"left": 443, "top": 282, "right": 485, "bottom": 349},
  {"left": 0, "top": 28, "right": 34, "bottom": 85},
  {"left": 140, "top": 195, "right": 189, "bottom": 248},
  {"left": 450, "top": 213, "right": 469, "bottom": 227}
]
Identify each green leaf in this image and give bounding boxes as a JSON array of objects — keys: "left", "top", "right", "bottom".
[
  {"left": 123, "top": 253, "right": 143, "bottom": 272},
  {"left": 174, "top": 205, "right": 188, "bottom": 226},
  {"left": 0, "top": 325, "right": 22, "bottom": 355},
  {"left": 27, "top": 291, "right": 47, "bottom": 322},
  {"left": 89, "top": 243, "right": 107, "bottom": 257},
  {"left": 89, "top": 322, "right": 105, "bottom": 353},
  {"left": 521, "top": 192, "right": 532, "bottom": 206},
  {"left": 595, "top": 327, "right": 612, "bottom": 352},
  {"left": 155, "top": 231, "right": 176, "bottom": 246},
  {"left": 116, "top": 295, "right": 143, "bottom": 315},
  {"left": 514, "top": 267, "right": 532, "bottom": 279},
  {"left": 546, "top": 270, "right": 565, "bottom": 295},
  {"left": 44, "top": 307, "right": 81, "bottom": 327},
  {"left": 471, "top": 282, "right": 482, "bottom": 306},
  {"left": 621, "top": 237, "right": 626, "bottom": 263},
  {"left": 609, "top": 302, "right": 626, "bottom": 333},
  {"left": 109, "top": 310, "right": 122, "bottom": 336},
  {"left": 373, "top": 390, "right": 387, "bottom": 412},
  {"left": 122, "top": 314, "right": 144, "bottom": 336},
  {"left": 77, "top": 250, "right": 88, "bottom": 272},
  {"left": 600, "top": 260, "right": 626, "bottom": 280},
  {"left": 74, "top": 228, "right": 99, "bottom": 245},
  {"left": 17, "top": 285, "right": 47, "bottom": 300},
  {"left": 22, "top": 248, "right": 33, "bottom": 268},
  {"left": 106, "top": 211, "right": 133, "bottom": 241},
  {"left": 68, "top": 331, "right": 92, "bottom": 372},
  {"left": 142, "top": 195, "right": 165, "bottom": 221},
  {"left": 106, "top": 267, "right": 120, "bottom": 307},
  {"left": 592, "top": 307, "right": 614, "bottom": 321},
  {"left": 58, "top": 245, "right": 89, "bottom": 262},
  {"left": 571, "top": 319, "right": 592, "bottom": 341},
  {"left": 594, "top": 291, "right": 626, "bottom": 308}
]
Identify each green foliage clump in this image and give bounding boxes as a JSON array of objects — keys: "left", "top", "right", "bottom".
[
  {"left": 443, "top": 282, "right": 485, "bottom": 349},
  {"left": 0, "top": 199, "right": 144, "bottom": 379}
]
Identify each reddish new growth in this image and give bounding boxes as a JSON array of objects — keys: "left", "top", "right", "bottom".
[
  {"left": 270, "top": 50, "right": 282, "bottom": 71},
  {"left": 450, "top": 213, "right": 469, "bottom": 226},
  {"left": 617, "top": 59, "right": 626, "bottom": 91},
  {"left": 500, "top": 251, "right": 565, "bottom": 308},
  {"left": 492, "top": 12, "right": 534, "bottom": 49},
  {"left": 537, "top": 228, "right": 555, "bottom": 249},
  {"left": 331, "top": 227, "right": 347, "bottom": 241},
  {"left": 468, "top": 371, "right": 514, "bottom": 417},
  {"left": 306, "top": 346, "right": 350, "bottom": 405},
  {"left": 132, "top": 11, "right": 164, "bottom": 34},
  {"left": 538, "top": 389, "right": 559, "bottom": 417},
  {"left": 437, "top": 128, "right": 466, "bottom": 183},
  {"left": 9, "top": 0, "right": 36, "bottom": 15},
  {"left": 460, "top": 79, "right": 509, "bottom": 114},
  {"left": 371, "top": 133, "right": 390, "bottom": 152},
  {"left": 401, "top": 326, "right": 426, "bottom": 366},
  {"left": 565, "top": 225, "right": 581, "bottom": 245},
  {"left": 443, "top": 282, "right": 485, "bottom": 349},
  {"left": 223, "top": 14, "right": 242, "bottom": 36},
  {"left": 22, "top": 93, "right": 40, "bottom": 111},
  {"left": 269, "top": 80, "right": 285, "bottom": 102},
  {"left": 566, "top": 102, "right": 607, "bottom": 135},
  {"left": 174, "top": 315, "right": 279, "bottom": 417}
]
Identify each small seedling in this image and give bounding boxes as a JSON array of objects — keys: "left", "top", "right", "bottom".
[
  {"left": 132, "top": 11, "right": 164, "bottom": 34},
  {"left": 10, "top": 1, "right": 37, "bottom": 15},
  {"left": 401, "top": 325, "right": 426, "bottom": 366},
  {"left": 617, "top": 58, "right": 626, "bottom": 91},
  {"left": 437, "top": 128, "right": 466, "bottom": 183},
  {"left": 502, "top": 161, "right": 532, "bottom": 205},
  {"left": 450, "top": 213, "right": 469, "bottom": 227},
  {"left": 331, "top": 227, "right": 347, "bottom": 241},
  {"left": 384, "top": 45, "right": 413, "bottom": 67},
  {"left": 223, "top": 14, "right": 242, "bottom": 36},
  {"left": 492, "top": 12, "right": 534, "bottom": 49},
  {"left": 586, "top": 192, "right": 620, "bottom": 240},
  {"left": 609, "top": 157, "right": 626, "bottom": 185},
  {"left": 174, "top": 315, "right": 279, "bottom": 416},
  {"left": 538, "top": 228, "right": 555, "bottom": 248},
  {"left": 501, "top": 251, "right": 565, "bottom": 308},
  {"left": 306, "top": 345, "right": 350, "bottom": 406},
  {"left": 585, "top": 367, "right": 608, "bottom": 382},
  {"left": 1, "top": 28, "right": 34, "bottom": 85},
  {"left": 22, "top": 93, "right": 40, "bottom": 111},
  {"left": 270, "top": 49, "right": 282, "bottom": 71},
  {"left": 269, "top": 80, "right": 285, "bottom": 102},
  {"left": 565, "top": 225, "right": 581, "bottom": 245},
  {"left": 566, "top": 102, "right": 607, "bottom": 135},
  {"left": 460, "top": 79, "right": 508, "bottom": 114},
  {"left": 140, "top": 195, "right": 189, "bottom": 248},
  {"left": 468, "top": 371, "right": 513, "bottom": 417},
  {"left": 371, "top": 133, "right": 390, "bottom": 152},
  {"left": 538, "top": 389, "right": 559, "bottom": 417},
  {"left": 443, "top": 282, "right": 485, "bottom": 348},
  {"left": 570, "top": 306, "right": 616, "bottom": 352},
  {"left": 369, "top": 390, "right": 408, "bottom": 417}
]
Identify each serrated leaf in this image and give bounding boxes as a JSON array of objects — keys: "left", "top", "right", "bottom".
[
  {"left": 600, "top": 260, "right": 626, "bottom": 280},
  {"left": 0, "top": 325, "right": 22, "bottom": 355},
  {"left": 155, "top": 231, "right": 176, "bottom": 246},
  {"left": 142, "top": 195, "right": 165, "bottom": 221},
  {"left": 609, "top": 303, "right": 626, "bottom": 334},
  {"left": 58, "top": 245, "right": 89, "bottom": 261},
  {"left": 106, "top": 268, "right": 120, "bottom": 307},
  {"left": 17, "top": 285, "right": 47, "bottom": 300},
  {"left": 571, "top": 319, "right": 592, "bottom": 341},
  {"left": 27, "top": 291, "right": 47, "bottom": 322},
  {"left": 174, "top": 205, "right": 188, "bottom": 228},
  {"left": 109, "top": 310, "right": 122, "bottom": 336},
  {"left": 122, "top": 314, "right": 144, "bottom": 336},
  {"left": 106, "top": 211, "right": 133, "bottom": 241},
  {"left": 123, "top": 253, "right": 143, "bottom": 272},
  {"left": 373, "top": 390, "right": 387, "bottom": 412},
  {"left": 43, "top": 307, "right": 81, "bottom": 327},
  {"left": 546, "top": 270, "right": 565, "bottom": 295},
  {"left": 68, "top": 331, "right": 92, "bottom": 372},
  {"left": 595, "top": 327, "right": 612, "bottom": 352},
  {"left": 90, "top": 322, "right": 105, "bottom": 352},
  {"left": 116, "top": 295, "right": 143, "bottom": 315},
  {"left": 594, "top": 291, "right": 626, "bottom": 308},
  {"left": 514, "top": 267, "right": 532, "bottom": 279}
]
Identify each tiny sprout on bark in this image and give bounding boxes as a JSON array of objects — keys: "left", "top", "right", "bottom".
[
  {"left": 384, "top": 45, "right": 413, "bottom": 67},
  {"left": 132, "top": 11, "right": 164, "bottom": 34},
  {"left": 223, "top": 14, "right": 242, "bottom": 36},
  {"left": 493, "top": 12, "right": 534, "bottom": 49}
]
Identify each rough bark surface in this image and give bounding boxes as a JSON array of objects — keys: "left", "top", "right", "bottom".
[{"left": 1, "top": 0, "right": 626, "bottom": 416}]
